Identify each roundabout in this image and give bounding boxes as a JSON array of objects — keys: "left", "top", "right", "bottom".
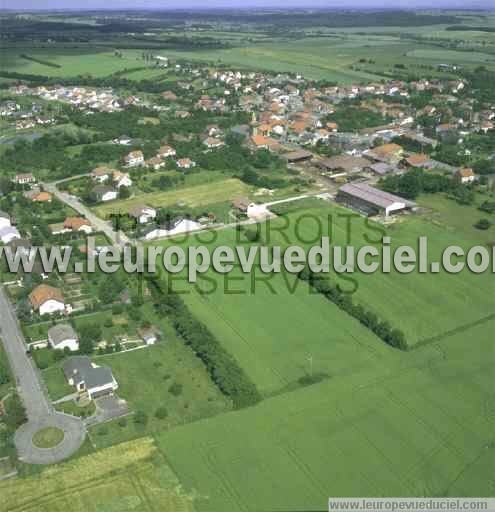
[{"left": 14, "top": 413, "right": 86, "bottom": 465}]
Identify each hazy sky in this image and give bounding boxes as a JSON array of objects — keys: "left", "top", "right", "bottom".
[{"left": 1, "top": 0, "right": 493, "bottom": 10}]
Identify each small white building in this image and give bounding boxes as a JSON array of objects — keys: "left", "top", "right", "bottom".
[
  {"left": 124, "top": 150, "right": 144, "bottom": 167},
  {"left": 176, "top": 158, "right": 196, "bottom": 169},
  {"left": 48, "top": 323, "right": 79, "bottom": 352},
  {"left": 113, "top": 171, "right": 133, "bottom": 188},
  {"left": 457, "top": 167, "right": 476, "bottom": 184},
  {"left": 0, "top": 211, "right": 11, "bottom": 230},
  {"left": 142, "top": 218, "right": 202, "bottom": 240},
  {"left": 129, "top": 205, "right": 157, "bottom": 225},
  {"left": 0, "top": 226, "right": 21, "bottom": 245}
]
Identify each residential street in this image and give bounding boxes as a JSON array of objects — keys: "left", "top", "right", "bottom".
[
  {"left": 0, "top": 286, "right": 86, "bottom": 464},
  {"left": 43, "top": 182, "right": 133, "bottom": 248}
]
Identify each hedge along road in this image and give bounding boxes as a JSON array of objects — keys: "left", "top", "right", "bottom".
[{"left": 0, "top": 286, "right": 86, "bottom": 464}]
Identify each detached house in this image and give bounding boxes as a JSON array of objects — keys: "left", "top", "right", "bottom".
[
  {"left": 456, "top": 167, "right": 476, "bottom": 184},
  {"left": 177, "top": 158, "right": 196, "bottom": 169},
  {"left": 203, "top": 137, "right": 224, "bottom": 149},
  {"left": 63, "top": 356, "right": 118, "bottom": 400},
  {"left": 63, "top": 217, "right": 93, "bottom": 234},
  {"left": 128, "top": 205, "right": 157, "bottom": 225},
  {"left": 13, "top": 173, "right": 36, "bottom": 185},
  {"left": 145, "top": 156, "right": 166, "bottom": 170},
  {"left": 365, "top": 143, "right": 404, "bottom": 164},
  {"left": 124, "top": 150, "right": 144, "bottom": 168},
  {"left": 113, "top": 170, "right": 132, "bottom": 188},
  {"left": 92, "top": 185, "right": 118, "bottom": 203},
  {"left": 158, "top": 145, "right": 176, "bottom": 158},
  {"left": 91, "top": 166, "right": 113, "bottom": 183},
  {"left": 48, "top": 323, "right": 79, "bottom": 352},
  {"left": 29, "top": 284, "right": 66, "bottom": 316}
]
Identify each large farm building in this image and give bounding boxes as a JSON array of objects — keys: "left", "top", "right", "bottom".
[{"left": 336, "top": 182, "right": 416, "bottom": 217}]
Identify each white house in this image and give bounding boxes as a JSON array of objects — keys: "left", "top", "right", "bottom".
[
  {"left": 92, "top": 185, "right": 118, "bottom": 202},
  {"left": 0, "top": 226, "right": 21, "bottom": 245},
  {"left": 91, "top": 167, "right": 112, "bottom": 183},
  {"left": 29, "top": 284, "right": 66, "bottom": 316},
  {"left": 142, "top": 218, "right": 202, "bottom": 240},
  {"left": 113, "top": 171, "right": 133, "bottom": 188},
  {"left": 63, "top": 356, "right": 118, "bottom": 400},
  {"left": 48, "top": 323, "right": 79, "bottom": 352},
  {"left": 176, "top": 158, "right": 196, "bottom": 169},
  {"left": 0, "top": 211, "right": 11, "bottom": 230},
  {"left": 158, "top": 145, "right": 176, "bottom": 158},
  {"left": 457, "top": 167, "right": 476, "bottom": 184},
  {"left": 124, "top": 150, "right": 144, "bottom": 167},
  {"left": 129, "top": 205, "right": 157, "bottom": 225}
]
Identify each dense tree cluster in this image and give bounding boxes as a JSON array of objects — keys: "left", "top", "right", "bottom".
[
  {"left": 324, "top": 106, "right": 392, "bottom": 132},
  {"left": 380, "top": 168, "right": 475, "bottom": 204}
]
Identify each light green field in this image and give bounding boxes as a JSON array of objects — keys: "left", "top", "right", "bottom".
[
  {"left": 1, "top": 48, "right": 158, "bottom": 78},
  {"left": 406, "top": 48, "right": 495, "bottom": 64},
  {"left": 1, "top": 438, "right": 196, "bottom": 512},
  {"left": 93, "top": 178, "right": 250, "bottom": 219},
  {"left": 416, "top": 192, "right": 495, "bottom": 244},
  {"left": 156, "top": 317, "right": 495, "bottom": 511},
  {"left": 152, "top": 202, "right": 494, "bottom": 396}
]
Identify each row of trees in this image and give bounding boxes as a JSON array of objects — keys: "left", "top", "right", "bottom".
[
  {"left": 299, "top": 269, "right": 407, "bottom": 351},
  {"left": 380, "top": 168, "right": 479, "bottom": 205},
  {"left": 148, "top": 274, "right": 262, "bottom": 409}
]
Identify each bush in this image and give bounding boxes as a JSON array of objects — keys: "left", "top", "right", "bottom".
[
  {"left": 133, "top": 410, "right": 148, "bottom": 425},
  {"left": 155, "top": 406, "right": 168, "bottom": 419},
  {"left": 474, "top": 218, "right": 492, "bottom": 230},
  {"left": 117, "top": 418, "right": 127, "bottom": 428},
  {"left": 168, "top": 382, "right": 183, "bottom": 396}
]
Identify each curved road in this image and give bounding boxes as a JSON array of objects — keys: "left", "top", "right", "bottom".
[{"left": 0, "top": 287, "right": 86, "bottom": 464}]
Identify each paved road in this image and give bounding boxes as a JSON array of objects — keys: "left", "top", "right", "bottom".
[
  {"left": 0, "top": 287, "right": 86, "bottom": 464},
  {"left": 43, "top": 182, "right": 133, "bottom": 249}
]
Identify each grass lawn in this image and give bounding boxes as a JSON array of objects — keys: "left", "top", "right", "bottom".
[
  {"left": 92, "top": 178, "right": 250, "bottom": 219},
  {"left": 0, "top": 437, "right": 195, "bottom": 512},
  {"left": 55, "top": 399, "right": 96, "bottom": 418},
  {"left": 88, "top": 340, "right": 231, "bottom": 449},
  {"left": 32, "top": 427, "right": 65, "bottom": 449},
  {"left": 43, "top": 365, "right": 74, "bottom": 401},
  {"left": 416, "top": 192, "right": 495, "bottom": 245}
]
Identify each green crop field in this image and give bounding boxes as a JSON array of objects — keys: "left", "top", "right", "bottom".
[
  {"left": 0, "top": 438, "right": 196, "bottom": 512},
  {"left": 0, "top": 48, "right": 164, "bottom": 79},
  {"left": 92, "top": 178, "right": 250, "bottom": 219},
  {"left": 156, "top": 316, "right": 495, "bottom": 511},
  {"left": 151, "top": 201, "right": 494, "bottom": 398}
]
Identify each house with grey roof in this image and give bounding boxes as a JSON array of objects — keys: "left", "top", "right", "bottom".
[
  {"left": 62, "top": 356, "right": 118, "bottom": 400},
  {"left": 336, "top": 182, "right": 416, "bottom": 217},
  {"left": 48, "top": 323, "right": 79, "bottom": 352}
]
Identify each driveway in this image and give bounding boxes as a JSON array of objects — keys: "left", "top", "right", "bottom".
[{"left": 0, "top": 287, "right": 86, "bottom": 464}]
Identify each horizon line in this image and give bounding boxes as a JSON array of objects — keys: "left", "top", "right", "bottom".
[{"left": 1, "top": 6, "right": 494, "bottom": 12}]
